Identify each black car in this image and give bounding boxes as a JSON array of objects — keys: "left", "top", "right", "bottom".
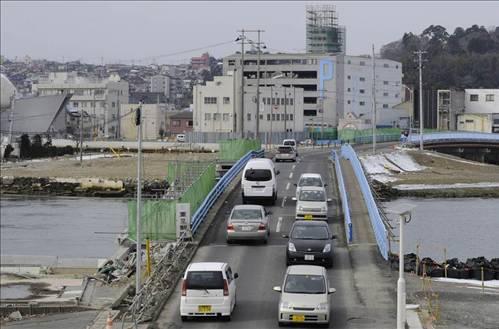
[{"left": 283, "top": 220, "right": 335, "bottom": 268}]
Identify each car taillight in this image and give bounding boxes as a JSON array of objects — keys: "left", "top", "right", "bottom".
[
  {"left": 258, "top": 223, "right": 266, "bottom": 231},
  {"left": 181, "top": 279, "right": 187, "bottom": 296},
  {"left": 223, "top": 279, "right": 229, "bottom": 296},
  {"left": 227, "top": 224, "right": 234, "bottom": 231}
]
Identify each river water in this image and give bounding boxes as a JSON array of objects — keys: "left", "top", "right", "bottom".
[
  {"left": 383, "top": 198, "right": 499, "bottom": 262},
  {"left": 0, "top": 196, "right": 128, "bottom": 259}
]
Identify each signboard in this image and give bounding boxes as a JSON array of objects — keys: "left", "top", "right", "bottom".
[
  {"left": 319, "top": 58, "right": 334, "bottom": 100},
  {"left": 176, "top": 203, "right": 191, "bottom": 240}
]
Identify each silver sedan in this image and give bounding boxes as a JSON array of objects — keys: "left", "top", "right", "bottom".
[{"left": 226, "top": 205, "right": 271, "bottom": 244}]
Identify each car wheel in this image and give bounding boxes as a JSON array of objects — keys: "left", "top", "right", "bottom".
[
  {"left": 286, "top": 259, "right": 291, "bottom": 267},
  {"left": 326, "top": 259, "right": 333, "bottom": 268},
  {"left": 278, "top": 321, "right": 285, "bottom": 327},
  {"left": 223, "top": 315, "right": 231, "bottom": 321},
  {"left": 263, "top": 237, "right": 268, "bottom": 244},
  {"left": 227, "top": 239, "right": 233, "bottom": 245},
  {"left": 319, "top": 322, "right": 329, "bottom": 328},
  {"left": 242, "top": 196, "right": 247, "bottom": 204},
  {"left": 181, "top": 316, "right": 188, "bottom": 322}
]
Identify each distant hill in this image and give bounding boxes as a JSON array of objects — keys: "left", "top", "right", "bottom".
[{"left": 381, "top": 25, "right": 499, "bottom": 89}]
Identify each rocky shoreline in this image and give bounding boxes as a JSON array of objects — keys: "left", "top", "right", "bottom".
[{"left": 0, "top": 176, "right": 169, "bottom": 198}]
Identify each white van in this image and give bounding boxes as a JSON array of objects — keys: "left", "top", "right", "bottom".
[
  {"left": 241, "top": 158, "right": 279, "bottom": 205},
  {"left": 180, "top": 262, "right": 238, "bottom": 321}
]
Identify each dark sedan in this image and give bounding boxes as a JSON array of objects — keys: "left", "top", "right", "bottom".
[{"left": 283, "top": 221, "right": 335, "bottom": 268}]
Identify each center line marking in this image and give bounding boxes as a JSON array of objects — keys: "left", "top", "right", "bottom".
[
  {"left": 281, "top": 196, "right": 287, "bottom": 208},
  {"left": 276, "top": 217, "right": 283, "bottom": 233},
  {"left": 286, "top": 182, "right": 290, "bottom": 190},
  {"left": 289, "top": 172, "right": 293, "bottom": 179}
]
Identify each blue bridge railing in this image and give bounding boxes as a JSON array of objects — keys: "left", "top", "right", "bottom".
[
  {"left": 331, "top": 150, "right": 352, "bottom": 243},
  {"left": 340, "top": 144, "right": 389, "bottom": 260},
  {"left": 190, "top": 149, "right": 264, "bottom": 234},
  {"left": 407, "top": 131, "right": 499, "bottom": 144}
]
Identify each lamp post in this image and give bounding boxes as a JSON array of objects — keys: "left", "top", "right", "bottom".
[{"left": 387, "top": 203, "right": 416, "bottom": 329}]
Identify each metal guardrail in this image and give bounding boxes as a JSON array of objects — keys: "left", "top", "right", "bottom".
[
  {"left": 191, "top": 149, "right": 264, "bottom": 234},
  {"left": 340, "top": 144, "right": 389, "bottom": 260},
  {"left": 407, "top": 131, "right": 499, "bottom": 144},
  {"left": 126, "top": 148, "right": 264, "bottom": 323},
  {"left": 331, "top": 150, "right": 352, "bottom": 243}
]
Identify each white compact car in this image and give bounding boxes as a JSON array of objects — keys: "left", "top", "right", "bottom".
[
  {"left": 293, "top": 186, "right": 330, "bottom": 221},
  {"left": 275, "top": 145, "right": 297, "bottom": 162},
  {"left": 295, "top": 173, "right": 327, "bottom": 200},
  {"left": 176, "top": 134, "right": 186, "bottom": 142},
  {"left": 180, "top": 262, "right": 238, "bottom": 321},
  {"left": 241, "top": 158, "right": 279, "bottom": 204},
  {"left": 273, "top": 265, "right": 335, "bottom": 326}
]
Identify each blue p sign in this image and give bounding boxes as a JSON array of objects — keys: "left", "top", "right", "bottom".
[{"left": 319, "top": 58, "right": 334, "bottom": 99}]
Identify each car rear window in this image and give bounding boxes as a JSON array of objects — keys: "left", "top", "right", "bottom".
[
  {"left": 186, "top": 271, "right": 224, "bottom": 290},
  {"left": 231, "top": 209, "right": 262, "bottom": 220},
  {"left": 245, "top": 169, "right": 272, "bottom": 181},
  {"left": 278, "top": 146, "right": 293, "bottom": 153},
  {"left": 298, "top": 177, "right": 323, "bottom": 187},
  {"left": 283, "top": 140, "right": 296, "bottom": 146}
]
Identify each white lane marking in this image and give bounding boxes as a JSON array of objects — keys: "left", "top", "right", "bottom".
[
  {"left": 281, "top": 196, "right": 287, "bottom": 208},
  {"left": 276, "top": 217, "right": 283, "bottom": 233},
  {"left": 285, "top": 182, "right": 290, "bottom": 190},
  {"left": 292, "top": 164, "right": 296, "bottom": 170},
  {"left": 288, "top": 172, "right": 293, "bottom": 179}
]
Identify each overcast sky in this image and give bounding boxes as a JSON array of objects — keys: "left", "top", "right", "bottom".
[{"left": 1, "top": 1, "right": 498, "bottom": 65}]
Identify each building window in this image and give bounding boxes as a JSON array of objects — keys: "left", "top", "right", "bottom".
[
  {"left": 395, "top": 65, "right": 399, "bottom": 69},
  {"left": 383, "top": 81, "right": 389, "bottom": 85},
  {"left": 383, "top": 104, "right": 389, "bottom": 109},
  {"left": 359, "top": 89, "right": 365, "bottom": 94},
  {"left": 347, "top": 75, "right": 351, "bottom": 80},
  {"left": 395, "top": 94, "right": 399, "bottom": 98},
  {"left": 223, "top": 97, "right": 230, "bottom": 104},
  {"left": 187, "top": 120, "right": 193, "bottom": 127},
  {"left": 281, "top": 98, "right": 285, "bottom": 105},
  {"left": 267, "top": 97, "right": 271, "bottom": 105},
  {"left": 470, "top": 94, "right": 479, "bottom": 102},
  {"left": 214, "top": 113, "right": 221, "bottom": 121},
  {"left": 360, "top": 61, "right": 366, "bottom": 66},
  {"left": 204, "top": 97, "right": 217, "bottom": 104},
  {"left": 289, "top": 99, "right": 294, "bottom": 106},
  {"left": 267, "top": 114, "right": 271, "bottom": 121},
  {"left": 247, "top": 113, "right": 251, "bottom": 121},
  {"left": 360, "top": 101, "right": 365, "bottom": 106},
  {"left": 259, "top": 114, "right": 263, "bottom": 120},
  {"left": 359, "top": 77, "right": 366, "bottom": 82},
  {"left": 73, "top": 102, "right": 78, "bottom": 107},
  {"left": 112, "top": 102, "right": 116, "bottom": 107},
  {"left": 383, "top": 92, "right": 389, "bottom": 97},
  {"left": 223, "top": 113, "right": 229, "bottom": 121},
  {"left": 347, "top": 100, "right": 351, "bottom": 104},
  {"left": 486, "top": 94, "right": 494, "bottom": 102},
  {"left": 172, "top": 120, "right": 180, "bottom": 127},
  {"left": 272, "top": 114, "right": 276, "bottom": 121},
  {"left": 383, "top": 63, "right": 389, "bottom": 68},
  {"left": 290, "top": 114, "right": 294, "bottom": 121},
  {"left": 276, "top": 114, "right": 280, "bottom": 121},
  {"left": 347, "top": 88, "right": 351, "bottom": 92},
  {"left": 347, "top": 60, "right": 351, "bottom": 64},
  {"left": 204, "top": 113, "right": 211, "bottom": 121}
]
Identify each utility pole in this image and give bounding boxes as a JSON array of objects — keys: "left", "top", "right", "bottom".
[
  {"left": 135, "top": 101, "right": 143, "bottom": 294},
  {"left": 372, "top": 44, "right": 377, "bottom": 154},
  {"left": 116, "top": 90, "right": 121, "bottom": 140},
  {"left": 284, "top": 86, "right": 287, "bottom": 135},
  {"left": 237, "top": 29, "right": 245, "bottom": 138},
  {"left": 270, "top": 86, "right": 273, "bottom": 149},
  {"left": 414, "top": 50, "right": 427, "bottom": 151},
  {"left": 79, "top": 103, "right": 83, "bottom": 165},
  {"left": 8, "top": 94, "right": 15, "bottom": 145},
  {"left": 255, "top": 29, "right": 265, "bottom": 140}
]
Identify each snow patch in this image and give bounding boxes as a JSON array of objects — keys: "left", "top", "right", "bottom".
[
  {"left": 394, "top": 182, "right": 499, "bottom": 190},
  {"left": 433, "top": 277, "right": 499, "bottom": 288},
  {"left": 385, "top": 151, "right": 425, "bottom": 172},
  {"left": 360, "top": 154, "right": 402, "bottom": 175},
  {"left": 371, "top": 174, "right": 398, "bottom": 183}
]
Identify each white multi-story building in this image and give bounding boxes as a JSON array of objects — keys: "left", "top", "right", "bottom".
[
  {"left": 193, "top": 75, "right": 304, "bottom": 135},
  {"left": 32, "top": 72, "right": 129, "bottom": 138},
  {"left": 119, "top": 103, "right": 166, "bottom": 140},
  {"left": 464, "top": 89, "right": 498, "bottom": 114},
  {"left": 150, "top": 75, "right": 171, "bottom": 98},
  {"left": 223, "top": 53, "right": 404, "bottom": 131}
]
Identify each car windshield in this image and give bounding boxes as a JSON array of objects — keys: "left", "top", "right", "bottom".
[
  {"left": 245, "top": 169, "right": 272, "bottom": 181},
  {"left": 186, "top": 271, "right": 224, "bottom": 290},
  {"left": 278, "top": 146, "right": 293, "bottom": 154},
  {"left": 231, "top": 209, "right": 262, "bottom": 220},
  {"left": 299, "top": 189, "right": 325, "bottom": 201},
  {"left": 298, "top": 177, "right": 323, "bottom": 187},
  {"left": 283, "top": 140, "right": 295, "bottom": 146},
  {"left": 291, "top": 225, "right": 329, "bottom": 240},
  {"left": 284, "top": 274, "right": 326, "bottom": 294}
]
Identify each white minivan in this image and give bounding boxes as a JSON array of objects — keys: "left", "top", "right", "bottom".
[
  {"left": 241, "top": 158, "right": 279, "bottom": 205},
  {"left": 180, "top": 262, "right": 238, "bottom": 321}
]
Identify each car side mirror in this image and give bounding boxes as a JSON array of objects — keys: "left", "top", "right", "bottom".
[
  {"left": 273, "top": 286, "right": 282, "bottom": 293},
  {"left": 281, "top": 234, "right": 289, "bottom": 238},
  {"left": 291, "top": 197, "right": 297, "bottom": 201},
  {"left": 293, "top": 183, "right": 297, "bottom": 187},
  {"left": 331, "top": 234, "right": 338, "bottom": 240},
  {"left": 266, "top": 210, "right": 272, "bottom": 216},
  {"left": 328, "top": 288, "right": 336, "bottom": 294},
  {"left": 234, "top": 273, "right": 239, "bottom": 279},
  {"left": 324, "top": 184, "right": 328, "bottom": 187}
]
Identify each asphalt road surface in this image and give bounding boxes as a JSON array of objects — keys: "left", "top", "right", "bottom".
[{"left": 155, "top": 148, "right": 396, "bottom": 329}]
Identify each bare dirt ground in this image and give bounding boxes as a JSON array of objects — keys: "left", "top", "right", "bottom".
[
  {"left": 1, "top": 152, "right": 218, "bottom": 180},
  {"left": 395, "top": 150, "right": 499, "bottom": 185}
]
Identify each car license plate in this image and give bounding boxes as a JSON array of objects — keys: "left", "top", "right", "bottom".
[
  {"left": 198, "top": 305, "right": 212, "bottom": 313},
  {"left": 304, "top": 254, "right": 314, "bottom": 261},
  {"left": 241, "top": 226, "right": 252, "bottom": 231},
  {"left": 291, "top": 314, "right": 305, "bottom": 322},
  {"left": 304, "top": 214, "right": 313, "bottom": 220}
]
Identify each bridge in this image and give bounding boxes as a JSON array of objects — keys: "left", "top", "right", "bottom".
[{"left": 407, "top": 132, "right": 499, "bottom": 164}]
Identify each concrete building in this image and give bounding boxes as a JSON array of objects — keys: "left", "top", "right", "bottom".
[
  {"left": 306, "top": 4, "right": 346, "bottom": 54},
  {"left": 464, "top": 89, "right": 498, "bottom": 114},
  {"left": 150, "top": 75, "right": 171, "bottom": 98},
  {"left": 169, "top": 111, "right": 193, "bottom": 135},
  {"left": 119, "top": 104, "right": 166, "bottom": 140},
  {"left": 32, "top": 72, "right": 129, "bottom": 138},
  {"left": 193, "top": 75, "right": 304, "bottom": 135},
  {"left": 191, "top": 53, "right": 210, "bottom": 71},
  {"left": 223, "top": 52, "right": 403, "bottom": 131},
  {"left": 436, "top": 90, "right": 465, "bottom": 131}
]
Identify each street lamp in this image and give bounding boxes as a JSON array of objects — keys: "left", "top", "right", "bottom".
[{"left": 386, "top": 203, "right": 416, "bottom": 329}]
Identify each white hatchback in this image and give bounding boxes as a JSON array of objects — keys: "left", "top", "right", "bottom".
[
  {"left": 294, "top": 173, "right": 327, "bottom": 200},
  {"left": 273, "top": 265, "right": 335, "bottom": 326},
  {"left": 180, "top": 262, "right": 238, "bottom": 321}
]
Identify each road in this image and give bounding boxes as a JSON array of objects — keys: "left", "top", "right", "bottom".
[{"left": 155, "top": 148, "right": 397, "bottom": 329}]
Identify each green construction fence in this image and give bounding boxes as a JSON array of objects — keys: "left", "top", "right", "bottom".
[{"left": 218, "top": 139, "right": 261, "bottom": 161}]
